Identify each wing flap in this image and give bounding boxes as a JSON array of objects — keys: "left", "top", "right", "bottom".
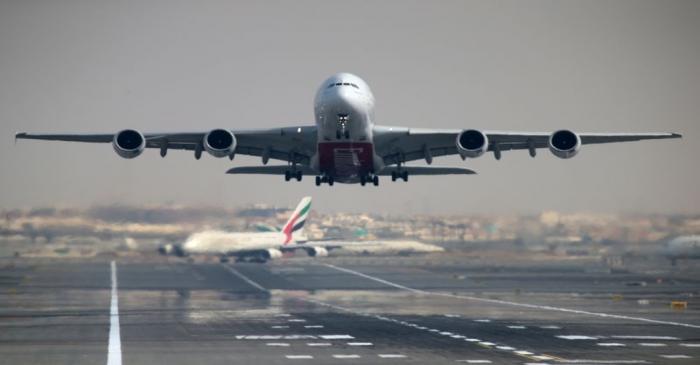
[
  {"left": 377, "top": 166, "right": 476, "bottom": 176},
  {"left": 226, "top": 165, "right": 319, "bottom": 175}
]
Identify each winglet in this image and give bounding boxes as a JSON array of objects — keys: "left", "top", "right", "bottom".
[
  {"left": 14, "top": 132, "right": 25, "bottom": 144},
  {"left": 671, "top": 133, "right": 683, "bottom": 138}
]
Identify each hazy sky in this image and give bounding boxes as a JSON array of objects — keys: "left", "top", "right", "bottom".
[{"left": 1, "top": 0, "right": 698, "bottom": 214}]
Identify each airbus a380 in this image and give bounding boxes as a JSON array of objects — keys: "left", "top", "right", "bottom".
[
  {"left": 160, "top": 196, "right": 314, "bottom": 262},
  {"left": 16, "top": 73, "right": 681, "bottom": 186}
]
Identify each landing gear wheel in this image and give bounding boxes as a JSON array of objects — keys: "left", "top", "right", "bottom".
[
  {"left": 402, "top": 171, "right": 408, "bottom": 182},
  {"left": 372, "top": 175, "right": 379, "bottom": 186},
  {"left": 315, "top": 176, "right": 321, "bottom": 186},
  {"left": 328, "top": 176, "right": 334, "bottom": 186},
  {"left": 391, "top": 171, "right": 397, "bottom": 182},
  {"left": 344, "top": 130, "right": 350, "bottom": 139},
  {"left": 284, "top": 170, "right": 291, "bottom": 181},
  {"left": 336, "top": 131, "right": 341, "bottom": 139},
  {"left": 296, "top": 171, "right": 302, "bottom": 181},
  {"left": 360, "top": 175, "right": 367, "bottom": 186}
]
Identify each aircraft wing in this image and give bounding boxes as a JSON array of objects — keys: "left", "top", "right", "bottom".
[
  {"left": 376, "top": 166, "right": 475, "bottom": 175},
  {"left": 372, "top": 126, "right": 682, "bottom": 165},
  {"left": 226, "top": 165, "right": 319, "bottom": 175},
  {"left": 15, "top": 126, "right": 318, "bottom": 165}
]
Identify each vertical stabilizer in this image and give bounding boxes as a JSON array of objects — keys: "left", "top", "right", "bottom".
[{"left": 281, "top": 197, "right": 312, "bottom": 244}]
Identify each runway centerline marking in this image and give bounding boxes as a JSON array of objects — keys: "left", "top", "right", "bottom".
[
  {"left": 321, "top": 263, "right": 700, "bottom": 329},
  {"left": 220, "top": 264, "right": 268, "bottom": 292},
  {"left": 107, "top": 261, "right": 122, "bottom": 365}
]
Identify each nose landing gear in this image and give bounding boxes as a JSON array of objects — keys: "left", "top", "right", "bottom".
[{"left": 315, "top": 175, "right": 334, "bottom": 186}]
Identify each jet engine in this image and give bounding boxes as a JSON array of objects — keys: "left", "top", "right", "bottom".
[
  {"left": 548, "top": 129, "right": 581, "bottom": 159},
  {"left": 113, "top": 129, "right": 145, "bottom": 159},
  {"left": 456, "top": 129, "right": 488, "bottom": 158},
  {"left": 263, "top": 248, "right": 283, "bottom": 260},
  {"left": 307, "top": 246, "right": 329, "bottom": 257},
  {"left": 203, "top": 129, "right": 236, "bottom": 158}
]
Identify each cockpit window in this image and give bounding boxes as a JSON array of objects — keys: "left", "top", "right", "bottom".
[{"left": 327, "top": 82, "right": 360, "bottom": 89}]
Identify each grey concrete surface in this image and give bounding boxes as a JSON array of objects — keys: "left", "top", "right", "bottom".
[{"left": 1, "top": 256, "right": 699, "bottom": 364}]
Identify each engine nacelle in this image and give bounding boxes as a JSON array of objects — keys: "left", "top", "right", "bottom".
[
  {"left": 113, "top": 129, "right": 145, "bottom": 159},
  {"left": 264, "top": 248, "right": 283, "bottom": 260},
  {"left": 548, "top": 129, "right": 581, "bottom": 159},
  {"left": 308, "top": 246, "right": 329, "bottom": 257},
  {"left": 456, "top": 129, "right": 488, "bottom": 158},
  {"left": 203, "top": 129, "right": 236, "bottom": 158}
]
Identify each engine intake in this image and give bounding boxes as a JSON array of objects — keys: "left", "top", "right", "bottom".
[
  {"left": 204, "top": 129, "right": 236, "bottom": 158},
  {"left": 113, "top": 129, "right": 145, "bottom": 159},
  {"left": 263, "top": 248, "right": 283, "bottom": 260},
  {"left": 308, "top": 246, "right": 328, "bottom": 257},
  {"left": 548, "top": 129, "right": 581, "bottom": 159},
  {"left": 456, "top": 129, "right": 488, "bottom": 158}
]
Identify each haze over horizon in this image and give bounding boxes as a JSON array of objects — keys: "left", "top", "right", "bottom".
[{"left": 1, "top": 0, "right": 698, "bottom": 215}]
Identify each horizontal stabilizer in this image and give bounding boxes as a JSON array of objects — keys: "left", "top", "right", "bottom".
[
  {"left": 377, "top": 166, "right": 476, "bottom": 176},
  {"left": 226, "top": 165, "right": 319, "bottom": 175}
]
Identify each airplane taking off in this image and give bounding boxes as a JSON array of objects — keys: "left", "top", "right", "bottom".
[{"left": 16, "top": 73, "right": 681, "bottom": 186}]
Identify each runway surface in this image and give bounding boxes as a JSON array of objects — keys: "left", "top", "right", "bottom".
[{"left": 1, "top": 256, "right": 699, "bottom": 364}]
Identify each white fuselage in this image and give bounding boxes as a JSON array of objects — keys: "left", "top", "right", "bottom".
[
  {"left": 183, "top": 230, "right": 294, "bottom": 255},
  {"left": 310, "top": 73, "right": 383, "bottom": 182}
]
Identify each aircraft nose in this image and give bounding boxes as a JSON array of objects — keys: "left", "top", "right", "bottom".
[{"left": 328, "top": 86, "right": 364, "bottom": 114}]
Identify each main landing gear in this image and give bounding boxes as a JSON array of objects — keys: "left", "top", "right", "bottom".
[
  {"left": 359, "top": 174, "right": 379, "bottom": 186},
  {"left": 284, "top": 170, "right": 302, "bottom": 182},
  {"left": 391, "top": 170, "right": 409, "bottom": 182}
]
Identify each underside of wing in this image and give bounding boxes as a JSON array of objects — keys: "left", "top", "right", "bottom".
[
  {"left": 16, "top": 126, "right": 318, "bottom": 165},
  {"left": 374, "top": 126, "right": 682, "bottom": 164},
  {"left": 226, "top": 165, "right": 319, "bottom": 175},
  {"left": 377, "top": 166, "right": 476, "bottom": 176}
]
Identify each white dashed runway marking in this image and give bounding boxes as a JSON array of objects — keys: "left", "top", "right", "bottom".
[
  {"left": 680, "top": 343, "right": 700, "bottom": 347},
  {"left": 378, "top": 354, "right": 407, "bottom": 358},
  {"left": 597, "top": 342, "right": 626, "bottom": 347},
  {"left": 660, "top": 354, "right": 692, "bottom": 359},
  {"left": 457, "top": 360, "right": 492, "bottom": 364},
  {"left": 507, "top": 325, "right": 526, "bottom": 329},
  {"left": 266, "top": 342, "right": 290, "bottom": 347},
  {"left": 333, "top": 354, "right": 361, "bottom": 359},
  {"left": 304, "top": 325, "right": 324, "bottom": 328},
  {"left": 307, "top": 342, "right": 331, "bottom": 346},
  {"left": 347, "top": 342, "right": 373, "bottom": 346},
  {"left": 557, "top": 335, "right": 598, "bottom": 340},
  {"left": 271, "top": 325, "right": 289, "bottom": 329},
  {"left": 611, "top": 335, "right": 679, "bottom": 340},
  {"left": 319, "top": 334, "right": 354, "bottom": 340},
  {"left": 285, "top": 355, "right": 313, "bottom": 359},
  {"left": 638, "top": 343, "right": 667, "bottom": 347}
]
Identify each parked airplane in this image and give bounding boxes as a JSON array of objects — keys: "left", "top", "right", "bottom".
[
  {"left": 663, "top": 235, "right": 700, "bottom": 266},
  {"left": 16, "top": 73, "right": 681, "bottom": 186}
]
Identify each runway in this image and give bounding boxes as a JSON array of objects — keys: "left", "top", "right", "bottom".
[{"left": 1, "top": 256, "right": 699, "bottom": 364}]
